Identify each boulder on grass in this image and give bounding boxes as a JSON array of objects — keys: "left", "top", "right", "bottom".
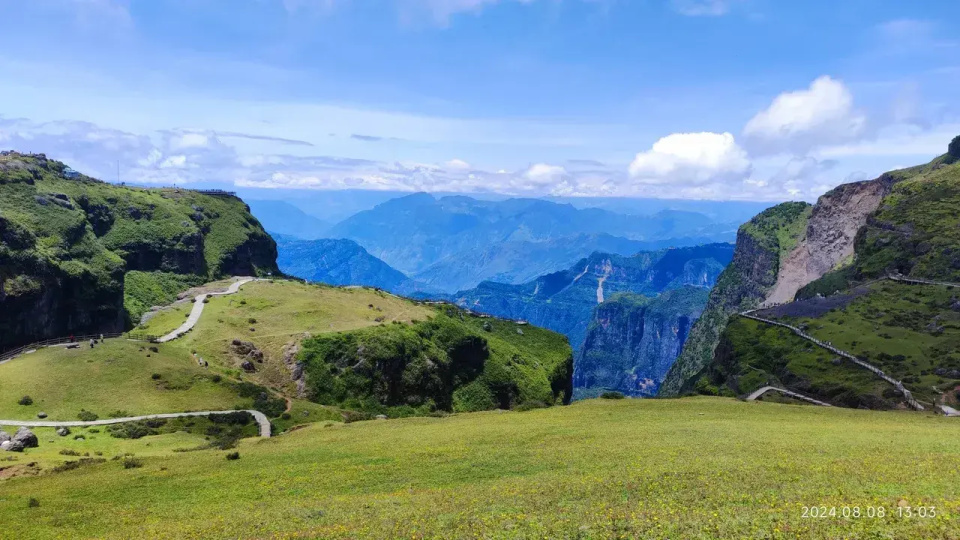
[
  {"left": 56, "top": 427, "right": 71, "bottom": 437},
  {"left": 1, "top": 440, "right": 24, "bottom": 452},
  {"left": 240, "top": 360, "right": 256, "bottom": 373},
  {"left": 12, "top": 427, "right": 38, "bottom": 449},
  {"left": 0, "top": 431, "right": 10, "bottom": 444},
  {"left": 36, "top": 411, "right": 47, "bottom": 419}
]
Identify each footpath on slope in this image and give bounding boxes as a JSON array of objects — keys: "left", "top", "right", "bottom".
[
  {"left": 0, "top": 410, "right": 271, "bottom": 438},
  {"left": 158, "top": 277, "right": 257, "bottom": 343},
  {"left": 739, "top": 310, "right": 924, "bottom": 411},
  {"left": 745, "top": 386, "right": 832, "bottom": 407}
]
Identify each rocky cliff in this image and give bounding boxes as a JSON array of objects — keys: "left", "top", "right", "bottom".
[
  {"left": 659, "top": 202, "right": 812, "bottom": 395},
  {"left": 762, "top": 178, "right": 896, "bottom": 305},
  {"left": 453, "top": 243, "right": 733, "bottom": 353},
  {"left": 574, "top": 287, "right": 708, "bottom": 398},
  {"left": 662, "top": 136, "right": 960, "bottom": 397},
  {"left": 0, "top": 151, "right": 278, "bottom": 350}
]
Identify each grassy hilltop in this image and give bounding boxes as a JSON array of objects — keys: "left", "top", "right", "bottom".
[
  {"left": 0, "top": 151, "right": 278, "bottom": 349},
  {"left": 2, "top": 398, "right": 958, "bottom": 539}
]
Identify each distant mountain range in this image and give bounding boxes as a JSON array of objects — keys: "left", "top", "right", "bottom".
[
  {"left": 274, "top": 235, "right": 429, "bottom": 295},
  {"left": 323, "top": 192, "right": 740, "bottom": 291},
  {"left": 247, "top": 200, "right": 330, "bottom": 240}
]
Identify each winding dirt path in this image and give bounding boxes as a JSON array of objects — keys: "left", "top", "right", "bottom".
[
  {"left": 158, "top": 278, "right": 257, "bottom": 343},
  {"left": 745, "top": 386, "right": 832, "bottom": 406},
  {"left": 0, "top": 410, "right": 271, "bottom": 438}
]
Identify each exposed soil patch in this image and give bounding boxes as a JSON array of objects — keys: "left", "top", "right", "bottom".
[{"left": 756, "top": 285, "right": 872, "bottom": 319}]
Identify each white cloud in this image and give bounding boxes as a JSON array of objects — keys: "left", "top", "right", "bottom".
[
  {"left": 743, "top": 76, "right": 866, "bottom": 155},
  {"left": 628, "top": 132, "right": 751, "bottom": 186},
  {"left": 171, "top": 132, "right": 211, "bottom": 149},
  {"left": 671, "top": 0, "right": 731, "bottom": 17},
  {"left": 524, "top": 163, "right": 567, "bottom": 184},
  {"left": 159, "top": 155, "right": 188, "bottom": 169},
  {"left": 445, "top": 158, "right": 471, "bottom": 170}
]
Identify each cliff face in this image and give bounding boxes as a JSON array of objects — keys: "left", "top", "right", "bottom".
[
  {"left": 575, "top": 287, "right": 708, "bottom": 397},
  {"left": 659, "top": 202, "right": 812, "bottom": 395},
  {"left": 762, "top": 178, "right": 895, "bottom": 306},
  {"left": 0, "top": 151, "right": 278, "bottom": 350}
]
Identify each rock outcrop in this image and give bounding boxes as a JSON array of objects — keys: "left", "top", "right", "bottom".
[
  {"left": 762, "top": 178, "right": 895, "bottom": 306},
  {"left": 660, "top": 202, "right": 812, "bottom": 395}
]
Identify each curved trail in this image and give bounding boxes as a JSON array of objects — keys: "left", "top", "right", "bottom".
[
  {"left": 745, "top": 386, "right": 832, "bottom": 406},
  {"left": 0, "top": 410, "right": 271, "bottom": 438},
  {"left": 739, "top": 311, "right": 924, "bottom": 410},
  {"left": 158, "top": 278, "right": 257, "bottom": 343}
]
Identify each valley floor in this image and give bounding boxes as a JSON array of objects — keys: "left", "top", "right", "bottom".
[{"left": 2, "top": 397, "right": 958, "bottom": 539}]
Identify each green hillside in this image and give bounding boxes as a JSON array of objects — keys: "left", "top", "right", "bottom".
[
  {"left": 0, "top": 151, "right": 278, "bottom": 349},
  {"left": 3, "top": 398, "right": 958, "bottom": 539}
]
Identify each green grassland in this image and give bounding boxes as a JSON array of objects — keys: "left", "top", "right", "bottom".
[
  {"left": 141, "top": 280, "right": 437, "bottom": 390},
  {"left": 2, "top": 398, "right": 958, "bottom": 539},
  {"left": 701, "top": 281, "right": 960, "bottom": 408},
  {"left": 0, "top": 340, "right": 251, "bottom": 421},
  {"left": 123, "top": 271, "right": 207, "bottom": 324}
]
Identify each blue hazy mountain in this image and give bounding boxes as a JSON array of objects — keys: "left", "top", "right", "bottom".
[
  {"left": 247, "top": 200, "right": 330, "bottom": 240},
  {"left": 326, "top": 193, "right": 739, "bottom": 290},
  {"left": 274, "top": 235, "right": 431, "bottom": 294}
]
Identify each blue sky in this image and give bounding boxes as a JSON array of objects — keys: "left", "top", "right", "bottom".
[{"left": 0, "top": 0, "right": 958, "bottom": 201}]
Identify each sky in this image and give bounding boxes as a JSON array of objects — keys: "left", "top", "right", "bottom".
[{"left": 0, "top": 0, "right": 958, "bottom": 201}]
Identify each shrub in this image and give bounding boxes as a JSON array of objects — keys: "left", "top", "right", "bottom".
[
  {"left": 239, "top": 299, "right": 247, "bottom": 305},
  {"left": 212, "top": 374, "right": 222, "bottom": 383},
  {"left": 28, "top": 498, "right": 40, "bottom": 508},
  {"left": 225, "top": 452, "right": 240, "bottom": 461},
  {"left": 59, "top": 449, "right": 81, "bottom": 456},
  {"left": 18, "top": 395, "right": 33, "bottom": 406},
  {"left": 151, "top": 373, "right": 162, "bottom": 380},
  {"left": 122, "top": 457, "right": 144, "bottom": 469},
  {"left": 600, "top": 391, "right": 625, "bottom": 400},
  {"left": 149, "top": 346, "right": 159, "bottom": 353},
  {"left": 248, "top": 318, "right": 257, "bottom": 324},
  {"left": 77, "top": 410, "right": 99, "bottom": 422},
  {"left": 281, "top": 412, "right": 291, "bottom": 420}
]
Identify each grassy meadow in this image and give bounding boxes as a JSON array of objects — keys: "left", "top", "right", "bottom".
[
  {"left": 0, "top": 340, "right": 246, "bottom": 421},
  {"left": 2, "top": 398, "right": 959, "bottom": 539}
]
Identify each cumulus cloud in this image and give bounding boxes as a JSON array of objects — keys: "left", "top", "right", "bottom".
[
  {"left": 524, "top": 163, "right": 567, "bottom": 184},
  {"left": 628, "top": 132, "right": 751, "bottom": 186},
  {"left": 743, "top": 76, "right": 866, "bottom": 155}
]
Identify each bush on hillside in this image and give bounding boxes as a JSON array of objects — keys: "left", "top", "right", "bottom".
[
  {"left": 18, "top": 395, "right": 33, "bottom": 406},
  {"left": 599, "top": 391, "right": 625, "bottom": 400},
  {"left": 77, "top": 410, "right": 98, "bottom": 422}
]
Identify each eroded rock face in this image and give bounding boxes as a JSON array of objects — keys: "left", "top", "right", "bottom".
[
  {"left": 763, "top": 178, "right": 895, "bottom": 306},
  {"left": 282, "top": 338, "right": 309, "bottom": 398}
]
